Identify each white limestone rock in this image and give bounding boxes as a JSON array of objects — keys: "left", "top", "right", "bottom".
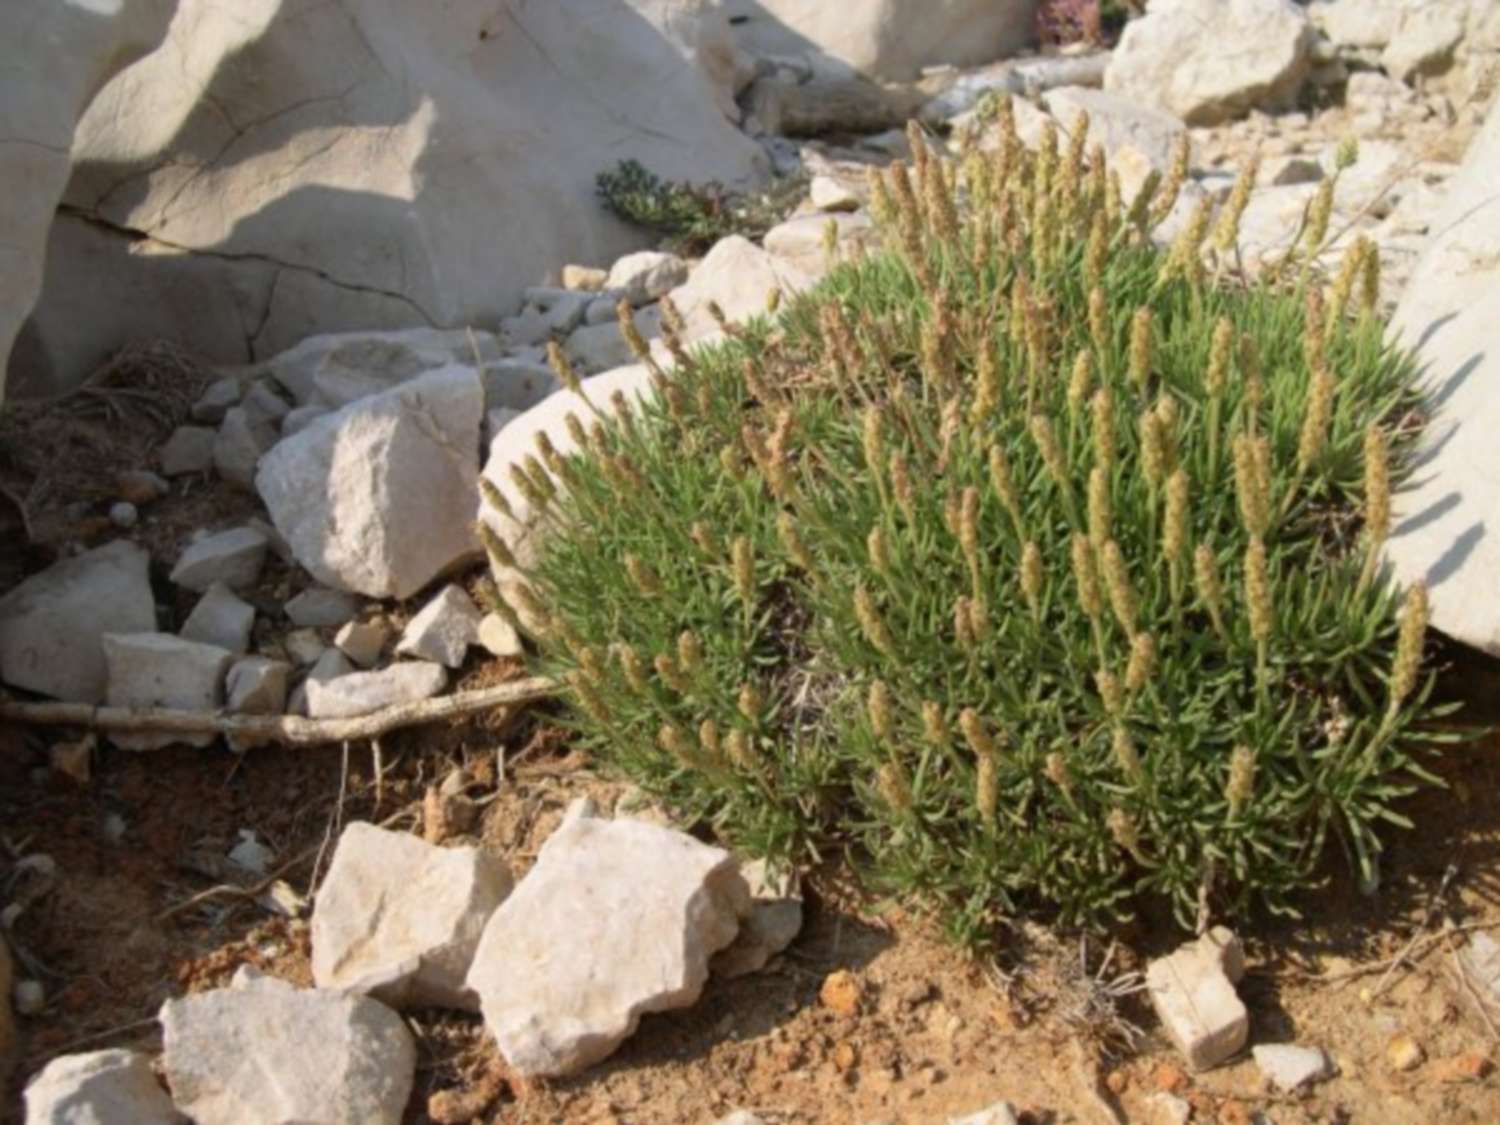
[
  {"left": 333, "top": 620, "right": 390, "bottom": 670},
  {"left": 667, "top": 234, "right": 817, "bottom": 342},
  {"left": 1041, "top": 86, "right": 1187, "bottom": 171},
  {"left": 305, "top": 662, "right": 448, "bottom": 720},
  {"left": 1383, "top": 3, "right": 1466, "bottom": 82},
  {"left": 23, "top": 1049, "right": 178, "bottom": 1125},
  {"left": 0, "top": 540, "right": 155, "bottom": 704},
  {"left": 213, "top": 406, "right": 277, "bottom": 491},
  {"left": 480, "top": 359, "right": 561, "bottom": 414},
  {"left": 477, "top": 613, "right": 523, "bottom": 658},
  {"left": 285, "top": 587, "right": 360, "bottom": 629},
  {"left": 1384, "top": 107, "right": 1500, "bottom": 655},
  {"left": 810, "top": 175, "right": 861, "bottom": 212},
  {"left": 160, "top": 967, "right": 414, "bottom": 1125},
  {"left": 604, "top": 251, "right": 691, "bottom": 307},
  {"left": 948, "top": 1103, "right": 1020, "bottom": 1125},
  {"left": 711, "top": 859, "right": 804, "bottom": 979},
  {"left": 160, "top": 425, "right": 216, "bottom": 476},
  {"left": 1252, "top": 1043, "right": 1334, "bottom": 1090},
  {"left": 192, "top": 377, "right": 241, "bottom": 424},
  {"left": 179, "top": 582, "right": 255, "bottom": 653},
  {"left": 395, "top": 586, "right": 483, "bottom": 669},
  {"left": 311, "top": 822, "right": 512, "bottom": 1010},
  {"left": 256, "top": 367, "right": 482, "bottom": 599},
  {"left": 268, "top": 328, "right": 500, "bottom": 407},
  {"left": 466, "top": 802, "right": 750, "bottom": 1076},
  {"left": 763, "top": 212, "right": 877, "bottom": 276},
  {"left": 288, "top": 648, "right": 355, "bottom": 716},
  {"left": 1146, "top": 926, "right": 1248, "bottom": 1071},
  {"left": 1105, "top": 0, "right": 1314, "bottom": 125},
  {"left": 225, "top": 657, "right": 290, "bottom": 715},
  {"left": 169, "top": 526, "right": 268, "bottom": 593},
  {"left": 102, "top": 633, "right": 233, "bottom": 749}
]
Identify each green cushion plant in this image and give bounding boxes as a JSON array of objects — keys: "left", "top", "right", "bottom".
[{"left": 483, "top": 110, "right": 1453, "bottom": 944}]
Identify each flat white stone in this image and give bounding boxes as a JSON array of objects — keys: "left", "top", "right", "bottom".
[
  {"left": 285, "top": 587, "right": 360, "bottom": 629},
  {"left": 170, "top": 527, "right": 269, "bottom": 593},
  {"left": 1146, "top": 927, "right": 1248, "bottom": 1071},
  {"left": 466, "top": 803, "right": 749, "bottom": 1076},
  {"left": 103, "top": 633, "right": 234, "bottom": 750},
  {"left": 1253, "top": 1043, "right": 1333, "bottom": 1090},
  {"left": 23, "top": 1049, "right": 178, "bottom": 1124},
  {"left": 180, "top": 582, "right": 255, "bottom": 653},
  {"left": 333, "top": 619, "right": 390, "bottom": 670},
  {"left": 477, "top": 613, "right": 523, "bottom": 658},
  {"left": 809, "top": 174, "right": 861, "bottom": 212},
  {"left": 305, "top": 662, "right": 448, "bottom": 719},
  {"left": 311, "top": 821, "right": 512, "bottom": 1009},
  {"left": 395, "top": 586, "right": 482, "bottom": 669},
  {"left": 226, "top": 657, "right": 290, "bottom": 715},
  {"left": 605, "top": 251, "right": 691, "bottom": 306},
  {"left": 160, "top": 967, "right": 414, "bottom": 1125}
]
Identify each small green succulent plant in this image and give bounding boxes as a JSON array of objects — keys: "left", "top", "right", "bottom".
[{"left": 490, "top": 112, "right": 1452, "bottom": 944}]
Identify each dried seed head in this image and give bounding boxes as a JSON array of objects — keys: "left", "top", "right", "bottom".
[
  {"left": 1128, "top": 306, "right": 1153, "bottom": 390},
  {"left": 861, "top": 405, "right": 885, "bottom": 477},
  {"left": 1163, "top": 469, "right": 1190, "bottom": 564},
  {"left": 1087, "top": 466, "right": 1112, "bottom": 551},
  {"left": 854, "top": 584, "right": 897, "bottom": 658},
  {"left": 654, "top": 652, "right": 691, "bottom": 695},
  {"left": 953, "top": 595, "right": 976, "bottom": 652},
  {"left": 1206, "top": 317, "right": 1234, "bottom": 398},
  {"left": 1335, "top": 134, "right": 1359, "bottom": 171},
  {"left": 1085, "top": 211, "right": 1108, "bottom": 290},
  {"left": 959, "top": 708, "right": 998, "bottom": 759},
  {"left": 1125, "top": 632, "right": 1156, "bottom": 694},
  {"left": 972, "top": 342, "right": 1002, "bottom": 426},
  {"left": 1194, "top": 542, "right": 1224, "bottom": 622},
  {"left": 1360, "top": 239, "right": 1382, "bottom": 315},
  {"left": 1364, "top": 424, "right": 1391, "bottom": 544},
  {"left": 877, "top": 761, "right": 913, "bottom": 813},
  {"left": 731, "top": 535, "right": 755, "bottom": 607},
  {"left": 1210, "top": 151, "right": 1260, "bottom": 253},
  {"left": 1096, "top": 668, "right": 1124, "bottom": 716},
  {"left": 725, "top": 729, "right": 759, "bottom": 772},
  {"left": 738, "top": 681, "right": 763, "bottom": 723},
  {"left": 1113, "top": 726, "right": 1142, "bottom": 781},
  {"left": 1021, "top": 541, "right": 1044, "bottom": 616},
  {"left": 616, "top": 303, "right": 654, "bottom": 363},
  {"left": 1327, "top": 238, "right": 1365, "bottom": 332},
  {"left": 777, "top": 512, "right": 815, "bottom": 573},
  {"left": 1152, "top": 133, "right": 1190, "bottom": 225},
  {"left": 624, "top": 553, "right": 662, "bottom": 596},
  {"left": 1303, "top": 287, "right": 1327, "bottom": 374},
  {"left": 659, "top": 295, "right": 686, "bottom": 337},
  {"left": 1071, "top": 534, "right": 1103, "bottom": 619},
  {"left": 868, "top": 680, "right": 894, "bottom": 741},
  {"left": 922, "top": 701, "right": 948, "bottom": 747},
  {"left": 1304, "top": 177, "right": 1335, "bottom": 253},
  {"left": 1088, "top": 286, "right": 1108, "bottom": 355},
  {"left": 867, "top": 524, "right": 892, "bottom": 575},
  {"left": 988, "top": 445, "right": 1021, "bottom": 529},
  {"left": 479, "top": 477, "right": 516, "bottom": 522},
  {"left": 1102, "top": 539, "right": 1138, "bottom": 636},
  {"left": 617, "top": 644, "right": 649, "bottom": 695},
  {"left": 523, "top": 455, "right": 556, "bottom": 502},
  {"left": 676, "top": 630, "right": 703, "bottom": 676},
  {"left": 1091, "top": 386, "right": 1116, "bottom": 471},
  {"left": 658, "top": 722, "right": 693, "bottom": 765},
  {"left": 1107, "top": 808, "right": 1143, "bottom": 859},
  {"left": 890, "top": 452, "right": 916, "bottom": 523},
  {"left": 1044, "top": 752, "right": 1072, "bottom": 796},
  {"left": 477, "top": 520, "right": 518, "bottom": 572},
  {"left": 959, "top": 486, "right": 981, "bottom": 563},
  {"left": 976, "top": 751, "right": 998, "bottom": 825},
  {"left": 690, "top": 521, "right": 720, "bottom": 559},
  {"left": 567, "top": 670, "right": 611, "bottom": 725},
  {"left": 563, "top": 411, "right": 589, "bottom": 451},
  {"left": 1232, "top": 433, "right": 1271, "bottom": 537},
  {"left": 697, "top": 719, "right": 723, "bottom": 767},
  {"left": 1140, "top": 410, "right": 1167, "bottom": 490},
  {"left": 508, "top": 461, "right": 546, "bottom": 509},
  {"left": 1297, "top": 367, "right": 1335, "bottom": 473},
  {"left": 547, "top": 339, "right": 582, "bottom": 395},
  {"left": 1390, "top": 582, "right": 1429, "bottom": 710},
  {"left": 1245, "top": 535, "right": 1272, "bottom": 644},
  {"left": 1068, "top": 349, "right": 1094, "bottom": 414},
  {"left": 1227, "top": 745, "right": 1256, "bottom": 816},
  {"left": 1030, "top": 414, "right": 1067, "bottom": 489}
]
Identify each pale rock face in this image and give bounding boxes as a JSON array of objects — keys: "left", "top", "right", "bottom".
[
  {"left": 261, "top": 327, "right": 499, "bottom": 408},
  {"left": 256, "top": 367, "right": 483, "bottom": 599},
  {"left": 305, "top": 662, "right": 448, "bottom": 719},
  {"left": 1041, "top": 86, "right": 1187, "bottom": 171},
  {"left": 722, "top": 0, "right": 1038, "bottom": 81},
  {"left": 160, "top": 425, "right": 217, "bottom": 476},
  {"left": 762, "top": 212, "right": 878, "bottom": 277},
  {"left": 1105, "top": 0, "right": 1314, "bottom": 125},
  {"left": 22, "top": 1049, "right": 179, "bottom": 1125},
  {"left": 466, "top": 803, "right": 750, "bottom": 1076},
  {"left": 1382, "top": 3, "right": 1467, "bottom": 82},
  {"left": 1308, "top": 0, "right": 1408, "bottom": 50},
  {"left": 1146, "top": 927, "right": 1248, "bottom": 1071},
  {"left": 225, "top": 656, "right": 290, "bottom": 715},
  {"left": 1252, "top": 1043, "right": 1334, "bottom": 1090},
  {"left": 711, "top": 859, "right": 804, "bottom": 979},
  {"left": 103, "top": 633, "right": 234, "bottom": 749},
  {"left": 810, "top": 175, "right": 861, "bottom": 212},
  {"left": 0, "top": 0, "right": 176, "bottom": 404},
  {"left": 948, "top": 1103, "right": 1021, "bottom": 1125},
  {"left": 605, "top": 251, "right": 691, "bottom": 307},
  {"left": 667, "top": 234, "right": 817, "bottom": 342},
  {"left": 15, "top": 0, "right": 765, "bottom": 396},
  {"left": 311, "top": 822, "right": 513, "bottom": 1010},
  {"left": 1384, "top": 107, "right": 1500, "bottom": 655},
  {"left": 395, "top": 586, "right": 483, "bottom": 669},
  {"left": 160, "top": 967, "right": 415, "bottom": 1125},
  {"left": 180, "top": 582, "right": 256, "bottom": 653},
  {"left": 0, "top": 541, "right": 156, "bottom": 704},
  {"left": 169, "top": 526, "right": 269, "bottom": 593}
]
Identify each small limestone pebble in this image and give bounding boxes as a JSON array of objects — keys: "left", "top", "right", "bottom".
[
  {"left": 115, "top": 469, "right": 169, "bottom": 504},
  {"left": 562, "top": 264, "right": 608, "bottom": 291},
  {"left": 169, "top": 526, "right": 269, "bottom": 592},
  {"left": 305, "top": 661, "right": 447, "bottom": 719},
  {"left": 1252, "top": 1043, "right": 1333, "bottom": 1091},
  {"left": 334, "top": 618, "right": 391, "bottom": 668},
  {"left": 1143, "top": 1091, "right": 1191, "bottom": 1125},
  {"left": 819, "top": 969, "right": 863, "bottom": 1017},
  {"left": 1387, "top": 1034, "right": 1424, "bottom": 1072},
  {"left": 395, "top": 585, "right": 483, "bottom": 668},
  {"left": 1146, "top": 926, "right": 1248, "bottom": 1071},
  {"left": 23, "top": 1049, "right": 179, "bottom": 1124},
  {"left": 947, "top": 1102, "right": 1020, "bottom": 1125},
  {"left": 809, "top": 174, "right": 860, "bottom": 212},
  {"left": 477, "top": 612, "right": 523, "bottom": 658},
  {"left": 13, "top": 978, "right": 43, "bottom": 1015},
  {"left": 107, "top": 502, "right": 138, "bottom": 529},
  {"left": 284, "top": 587, "right": 359, "bottom": 628}
]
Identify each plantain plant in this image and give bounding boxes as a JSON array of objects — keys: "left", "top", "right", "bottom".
[{"left": 485, "top": 110, "right": 1455, "bottom": 943}]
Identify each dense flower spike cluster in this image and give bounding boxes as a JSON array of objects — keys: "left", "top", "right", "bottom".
[{"left": 487, "top": 115, "right": 1452, "bottom": 940}]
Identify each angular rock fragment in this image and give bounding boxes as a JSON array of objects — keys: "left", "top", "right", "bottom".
[
  {"left": 305, "top": 662, "right": 448, "bottom": 720},
  {"left": 180, "top": 582, "right": 255, "bottom": 653},
  {"left": 395, "top": 586, "right": 482, "bottom": 668},
  {"left": 161, "top": 967, "right": 414, "bottom": 1125},
  {"left": 213, "top": 406, "right": 277, "bottom": 490},
  {"left": 169, "top": 527, "right": 268, "bottom": 593},
  {"left": 333, "top": 619, "right": 390, "bottom": 669},
  {"left": 711, "top": 858, "right": 803, "bottom": 979},
  {"left": 23, "top": 1049, "right": 178, "bottom": 1125},
  {"left": 1252, "top": 1043, "right": 1333, "bottom": 1091},
  {"left": 160, "top": 426, "right": 216, "bottom": 476},
  {"left": 103, "top": 634, "right": 234, "bottom": 750},
  {"left": 226, "top": 657, "right": 290, "bottom": 715},
  {"left": 466, "top": 802, "right": 749, "bottom": 1076},
  {"left": 1146, "top": 926, "right": 1248, "bottom": 1071},
  {"left": 605, "top": 251, "right": 690, "bottom": 306},
  {"left": 285, "top": 587, "right": 360, "bottom": 629},
  {"left": 0, "top": 541, "right": 155, "bottom": 703},
  {"left": 312, "top": 822, "right": 512, "bottom": 1009},
  {"left": 949, "top": 1102, "right": 1020, "bottom": 1125}
]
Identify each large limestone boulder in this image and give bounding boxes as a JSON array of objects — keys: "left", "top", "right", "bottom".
[
  {"left": 0, "top": 541, "right": 157, "bottom": 704},
  {"left": 1384, "top": 108, "right": 1500, "bottom": 655},
  {"left": 311, "top": 822, "right": 512, "bottom": 1010},
  {"left": 256, "top": 367, "right": 483, "bottom": 599},
  {"left": 722, "top": 0, "right": 1039, "bottom": 81},
  {"left": 466, "top": 802, "right": 749, "bottom": 1076},
  {"left": 0, "top": 0, "right": 176, "bottom": 405},
  {"left": 1104, "top": 0, "right": 1314, "bottom": 126},
  {"left": 11, "top": 0, "right": 766, "bottom": 397},
  {"left": 161, "top": 966, "right": 414, "bottom": 1125},
  {"left": 23, "top": 1049, "right": 179, "bottom": 1125}
]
